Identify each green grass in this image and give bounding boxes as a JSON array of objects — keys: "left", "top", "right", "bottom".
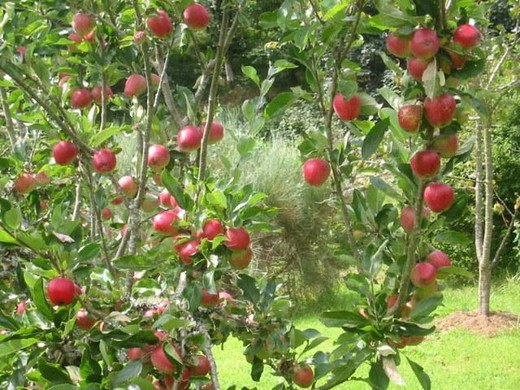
[{"left": 213, "top": 279, "right": 520, "bottom": 389}]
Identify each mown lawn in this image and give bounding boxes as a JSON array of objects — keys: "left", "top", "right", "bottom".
[{"left": 213, "top": 278, "right": 520, "bottom": 389}]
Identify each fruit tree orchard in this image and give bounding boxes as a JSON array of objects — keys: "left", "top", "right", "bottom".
[{"left": 0, "top": 0, "right": 495, "bottom": 389}]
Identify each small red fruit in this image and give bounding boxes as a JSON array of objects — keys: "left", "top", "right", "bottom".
[
  {"left": 177, "top": 126, "right": 203, "bottom": 152},
  {"left": 447, "top": 49, "right": 467, "bottom": 70},
  {"left": 410, "top": 150, "right": 441, "bottom": 179},
  {"left": 147, "top": 9, "right": 173, "bottom": 38},
  {"left": 202, "top": 219, "right": 226, "bottom": 240},
  {"left": 70, "top": 88, "right": 93, "bottom": 109},
  {"left": 200, "top": 121, "right": 225, "bottom": 144},
  {"left": 101, "top": 207, "right": 112, "bottom": 220},
  {"left": 303, "top": 158, "right": 330, "bottom": 186},
  {"left": 148, "top": 144, "right": 170, "bottom": 172},
  {"left": 201, "top": 289, "right": 220, "bottom": 308},
  {"left": 426, "top": 250, "right": 452, "bottom": 268},
  {"left": 432, "top": 134, "right": 458, "bottom": 158},
  {"left": 118, "top": 176, "right": 138, "bottom": 197},
  {"left": 333, "top": 93, "right": 361, "bottom": 121},
  {"left": 183, "top": 4, "right": 211, "bottom": 30},
  {"left": 151, "top": 345, "right": 177, "bottom": 374},
  {"left": 72, "top": 12, "right": 94, "bottom": 37},
  {"left": 398, "top": 104, "right": 422, "bottom": 132},
  {"left": 76, "top": 308, "right": 95, "bottom": 330},
  {"left": 407, "top": 57, "right": 431, "bottom": 81},
  {"left": 92, "top": 149, "right": 117, "bottom": 173},
  {"left": 47, "top": 277, "right": 76, "bottom": 306},
  {"left": 128, "top": 347, "right": 145, "bottom": 360},
  {"left": 386, "top": 33, "right": 411, "bottom": 58},
  {"left": 400, "top": 206, "right": 430, "bottom": 233},
  {"left": 124, "top": 74, "right": 147, "bottom": 97},
  {"left": 424, "top": 182, "right": 455, "bottom": 213},
  {"left": 424, "top": 93, "right": 457, "bottom": 128},
  {"left": 190, "top": 355, "right": 210, "bottom": 377},
  {"left": 16, "top": 300, "right": 26, "bottom": 315},
  {"left": 14, "top": 172, "right": 37, "bottom": 194},
  {"left": 410, "top": 262, "right": 437, "bottom": 287},
  {"left": 410, "top": 28, "right": 439, "bottom": 59},
  {"left": 159, "top": 188, "right": 173, "bottom": 207},
  {"left": 175, "top": 238, "right": 200, "bottom": 265},
  {"left": 292, "top": 364, "right": 314, "bottom": 388},
  {"left": 91, "top": 85, "right": 113, "bottom": 104},
  {"left": 153, "top": 210, "right": 179, "bottom": 235},
  {"left": 453, "top": 24, "right": 481, "bottom": 49},
  {"left": 224, "top": 227, "right": 250, "bottom": 251},
  {"left": 53, "top": 141, "right": 78, "bottom": 165},
  {"left": 111, "top": 196, "right": 124, "bottom": 205},
  {"left": 229, "top": 247, "right": 253, "bottom": 269}
]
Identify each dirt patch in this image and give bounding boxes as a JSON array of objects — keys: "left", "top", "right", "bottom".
[{"left": 436, "top": 311, "right": 520, "bottom": 336}]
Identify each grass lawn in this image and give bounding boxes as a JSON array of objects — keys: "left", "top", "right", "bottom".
[{"left": 213, "top": 278, "right": 520, "bottom": 389}]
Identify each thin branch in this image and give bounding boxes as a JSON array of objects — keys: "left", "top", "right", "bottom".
[
  {"left": 0, "top": 86, "right": 17, "bottom": 148},
  {"left": 491, "top": 207, "right": 519, "bottom": 268}
]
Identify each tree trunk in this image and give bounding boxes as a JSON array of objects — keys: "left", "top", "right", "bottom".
[{"left": 478, "top": 261, "right": 491, "bottom": 316}]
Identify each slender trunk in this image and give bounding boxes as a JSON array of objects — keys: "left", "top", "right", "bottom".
[{"left": 478, "top": 262, "right": 491, "bottom": 315}]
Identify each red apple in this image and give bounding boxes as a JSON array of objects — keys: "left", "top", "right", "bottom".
[
  {"left": 387, "top": 294, "right": 399, "bottom": 309},
  {"left": 190, "top": 355, "right": 210, "bottom": 377},
  {"left": 148, "top": 144, "right": 170, "bottom": 172},
  {"left": 101, "top": 207, "right": 112, "bottom": 220},
  {"left": 224, "top": 227, "right": 250, "bottom": 250},
  {"left": 151, "top": 73, "right": 161, "bottom": 87},
  {"left": 201, "top": 289, "right": 219, "bottom": 308},
  {"left": 68, "top": 33, "right": 82, "bottom": 45},
  {"left": 175, "top": 238, "right": 200, "bottom": 265},
  {"left": 92, "top": 149, "right": 117, "bottom": 173},
  {"left": 118, "top": 176, "right": 138, "bottom": 197},
  {"left": 410, "top": 28, "right": 439, "bottom": 59},
  {"left": 453, "top": 24, "right": 481, "bottom": 49},
  {"left": 147, "top": 9, "right": 173, "bottom": 38},
  {"left": 91, "top": 85, "right": 113, "bottom": 104},
  {"left": 153, "top": 210, "right": 179, "bottom": 235},
  {"left": 200, "top": 121, "right": 224, "bottom": 144},
  {"left": 76, "top": 308, "right": 95, "bottom": 330},
  {"left": 410, "top": 262, "right": 437, "bottom": 287},
  {"left": 128, "top": 347, "right": 146, "bottom": 360},
  {"left": 292, "top": 364, "right": 314, "bottom": 388},
  {"left": 70, "top": 88, "right": 93, "bottom": 109},
  {"left": 229, "top": 247, "right": 253, "bottom": 269},
  {"left": 47, "top": 277, "right": 76, "bottom": 306},
  {"left": 447, "top": 49, "right": 467, "bottom": 70},
  {"left": 111, "top": 196, "right": 124, "bottom": 205},
  {"left": 124, "top": 74, "right": 147, "bottom": 97},
  {"left": 407, "top": 57, "right": 431, "bottom": 81},
  {"left": 386, "top": 33, "right": 411, "bottom": 58},
  {"left": 159, "top": 188, "right": 173, "bottom": 207},
  {"left": 333, "top": 93, "right": 361, "bottom": 121},
  {"left": 14, "top": 172, "right": 37, "bottom": 194},
  {"left": 398, "top": 104, "right": 422, "bottom": 132},
  {"left": 424, "top": 93, "right": 457, "bottom": 128},
  {"left": 432, "top": 134, "right": 458, "bottom": 158},
  {"left": 16, "top": 300, "right": 26, "bottom": 315},
  {"left": 426, "top": 250, "right": 452, "bottom": 268},
  {"left": 177, "top": 126, "right": 203, "bottom": 152},
  {"left": 53, "top": 140, "right": 78, "bottom": 165},
  {"left": 151, "top": 345, "right": 177, "bottom": 374},
  {"left": 72, "top": 12, "right": 94, "bottom": 37},
  {"left": 424, "top": 182, "right": 454, "bottom": 212},
  {"left": 303, "top": 158, "right": 330, "bottom": 186},
  {"left": 183, "top": 4, "right": 211, "bottom": 30},
  {"left": 202, "top": 219, "right": 226, "bottom": 240},
  {"left": 410, "top": 150, "right": 440, "bottom": 179}
]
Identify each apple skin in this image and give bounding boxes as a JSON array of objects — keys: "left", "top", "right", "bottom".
[
  {"left": 201, "top": 289, "right": 220, "bottom": 308},
  {"left": 76, "top": 308, "right": 95, "bottom": 330},
  {"left": 151, "top": 345, "right": 177, "bottom": 374},
  {"left": 292, "top": 364, "right": 314, "bottom": 388},
  {"left": 453, "top": 24, "right": 480, "bottom": 49},
  {"left": 424, "top": 182, "right": 455, "bottom": 213},
  {"left": 124, "top": 74, "right": 147, "bottom": 97},
  {"left": 410, "top": 150, "right": 441, "bottom": 179},
  {"left": 333, "top": 93, "right": 361, "bottom": 121},
  {"left": 426, "top": 250, "right": 452, "bottom": 268},
  {"left": 47, "top": 277, "right": 76, "bottom": 306},
  {"left": 224, "top": 227, "right": 250, "bottom": 251},
  {"left": 446, "top": 49, "right": 467, "bottom": 70},
  {"left": 400, "top": 206, "right": 430, "bottom": 233},
  {"left": 147, "top": 9, "right": 173, "bottom": 38},
  {"left": 410, "top": 262, "right": 437, "bottom": 287},
  {"left": 424, "top": 93, "right": 457, "bottom": 128},
  {"left": 177, "top": 126, "right": 203, "bottom": 152},
  {"left": 202, "top": 219, "right": 226, "bottom": 240},
  {"left": 398, "top": 104, "right": 422, "bottom": 132},
  {"left": 72, "top": 12, "right": 94, "bottom": 37},
  {"left": 200, "top": 121, "right": 224, "bottom": 144},
  {"left": 229, "top": 247, "right": 253, "bottom": 269},
  {"left": 183, "top": 4, "right": 211, "bottom": 30},
  {"left": 386, "top": 33, "right": 411, "bottom": 58},
  {"left": 148, "top": 144, "right": 170, "bottom": 172},
  {"left": 91, "top": 85, "right": 113, "bottom": 104},
  {"left": 70, "top": 88, "right": 93, "bottom": 109},
  {"left": 53, "top": 140, "right": 79, "bottom": 165},
  {"left": 190, "top": 355, "right": 210, "bottom": 377},
  {"left": 407, "top": 57, "right": 431, "bottom": 81},
  {"left": 153, "top": 210, "right": 179, "bottom": 236},
  {"left": 159, "top": 188, "right": 173, "bottom": 207},
  {"left": 101, "top": 207, "right": 112, "bottom": 220},
  {"left": 14, "top": 172, "right": 37, "bottom": 194},
  {"left": 118, "top": 176, "right": 138, "bottom": 197},
  {"left": 128, "top": 347, "right": 146, "bottom": 360},
  {"left": 175, "top": 238, "right": 200, "bottom": 265},
  {"left": 410, "top": 28, "right": 439, "bottom": 59},
  {"left": 432, "top": 134, "right": 458, "bottom": 158},
  {"left": 92, "top": 149, "right": 117, "bottom": 173},
  {"left": 303, "top": 158, "right": 330, "bottom": 186}
]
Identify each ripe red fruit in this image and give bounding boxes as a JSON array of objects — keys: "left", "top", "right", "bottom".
[
  {"left": 424, "top": 93, "right": 457, "bottom": 128},
  {"left": 92, "top": 149, "right": 117, "bottom": 173},
  {"left": 177, "top": 126, "right": 203, "bottom": 152},
  {"left": 453, "top": 24, "right": 481, "bottom": 49},
  {"left": 14, "top": 172, "right": 37, "bottom": 194},
  {"left": 124, "top": 74, "right": 147, "bottom": 97},
  {"left": 426, "top": 250, "right": 452, "bottom": 268},
  {"left": 111, "top": 196, "right": 124, "bottom": 205},
  {"left": 128, "top": 347, "right": 145, "bottom": 360},
  {"left": 159, "top": 188, "right": 173, "bottom": 207},
  {"left": 153, "top": 210, "right": 179, "bottom": 235},
  {"left": 202, "top": 219, "right": 226, "bottom": 240},
  {"left": 432, "top": 134, "right": 458, "bottom": 158},
  {"left": 303, "top": 158, "right": 330, "bottom": 186},
  {"left": 398, "top": 104, "right": 422, "bottom": 132},
  {"left": 118, "top": 176, "right": 138, "bottom": 197},
  {"left": 410, "top": 150, "right": 441, "bottom": 179},
  {"left": 407, "top": 57, "right": 431, "bottom": 81},
  {"left": 101, "top": 207, "right": 112, "bottom": 220},
  {"left": 410, "top": 28, "right": 439, "bottom": 59},
  {"left": 148, "top": 144, "right": 170, "bottom": 172},
  {"left": 424, "top": 182, "right": 455, "bottom": 213},
  {"left": 53, "top": 141, "right": 78, "bottom": 165},
  {"left": 91, "top": 85, "right": 113, "bottom": 104},
  {"left": 333, "top": 93, "right": 361, "bottom": 121},
  {"left": 16, "top": 300, "right": 26, "bottom": 315},
  {"left": 447, "top": 49, "right": 467, "bottom": 70},
  {"left": 147, "top": 9, "right": 173, "bottom": 38},
  {"left": 72, "top": 12, "right": 94, "bottom": 37},
  {"left": 175, "top": 238, "right": 200, "bottom": 265},
  {"left": 387, "top": 294, "right": 399, "bottom": 309},
  {"left": 47, "top": 277, "right": 76, "bottom": 306},
  {"left": 201, "top": 289, "right": 220, "bottom": 308},
  {"left": 292, "top": 364, "right": 314, "bottom": 388},
  {"left": 151, "top": 346, "right": 177, "bottom": 374},
  {"left": 151, "top": 73, "right": 161, "bottom": 86},
  {"left": 229, "top": 247, "right": 253, "bottom": 269},
  {"left": 190, "top": 355, "right": 210, "bottom": 377},
  {"left": 386, "top": 33, "right": 411, "bottom": 58},
  {"left": 200, "top": 121, "right": 224, "bottom": 144},
  {"left": 76, "top": 308, "right": 95, "bottom": 330},
  {"left": 70, "top": 88, "right": 93, "bottom": 109},
  {"left": 183, "top": 4, "right": 211, "bottom": 30},
  {"left": 410, "top": 262, "right": 437, "bottom": 287},
  {"left": 224, "top": 227, "right": 250, "bottom": 251},
  {"left": 400, "top": 206, "right": 430, "bottom": 233}
]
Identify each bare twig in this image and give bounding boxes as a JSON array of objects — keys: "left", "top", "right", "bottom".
[{"left": 0, "top": 86, "right": 17, "bottom": 148}]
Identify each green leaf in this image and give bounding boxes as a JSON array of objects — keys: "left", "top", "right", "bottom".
[
  {"left": 90, "top": 126, "right": 123, "bottom": 147},
  {"left": 0, "top": 338, "right": 39, "bottom": 358},
  {"left": 32, "top": 278, "right": 54, "bottom": 321},
  {"left": 410, "top": 295, "right": 443, "bottom": 320},
  {"left": 369, "top": 361, "right": 390, "bottom": 390},
  {"left": 406, "top": 356, "right": 431, "bottom": 390},
  {"left": 38, "top": 358, "right": 72, "bottom": 384},
  {"left": 242, "top": 66, "right": 260, "bottom": 87},
  {"left": 422, "top": 60, "right": 438, "bottom": 99},
  {"left": 0, "top": 310, "right": 20, "bottom": 331},
  {"left": 206, "top": 190, "right": 227, "bottom": 209},
  {"left": 0, "top": 229, "right": 19, "bottom": 244},
  {"left": 237, "top": 274, "right": 261, "bottom": 305},
  {"left": 4, "top": 207, "right": 22, "bottom": 230},
  {"left": 320, "top": 310, "right": 368, "bottom": 328},
  {"left": 434, "top": 231, "right": 471, "bottom": 246},
  {"left": 161, "top": 170, "right": 187, "bottom": 210},
  {"left": 127, "top": 377, "right": 157, "bottom": 390},
  {"left": 362, "top": 119, "right": 389, "bottom": 159},
  {"left": 264, "top": 92, "right": 297, "bottom": 118},
  {"left": 47, "top": 385, "right": 79, "bottom": 390},
  {"left": 251, "top": 356, "right": 264, "bottom": 382},
  {"left": 370, "top": 177, "right": 401, "bottom": 200},
  {"left": 113, "top": 255, "right": 158, "bottom": 271},
  {"left": 111, "top": 360, "right": 142, "bottom": 386},
  {"left": 77, "top": 243, "right": 101, "bottom": 262},
  {"left": 436, "top": 265, "right": 473, "bottom": 279}
]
